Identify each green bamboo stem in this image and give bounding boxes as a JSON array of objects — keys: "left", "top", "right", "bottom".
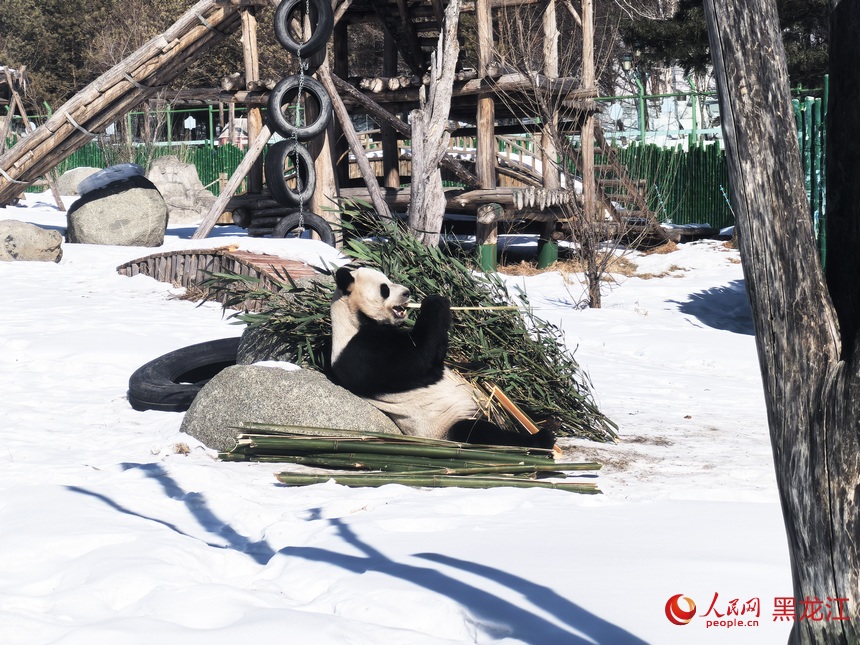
[
  {"left": 220, "top": 450, "right": 600, "bottom": 475},
  {"left": 231, "top": 436, "right": 555, "bottom": 465},
  {"left": 234, "top": 422, "right": 555, "bottom": 456},
  {"left": 222, "top": 452, "right": 506, "bottom": 471},
  {"left": 273, "top": 472, "right": 601, "bottom": 493}
]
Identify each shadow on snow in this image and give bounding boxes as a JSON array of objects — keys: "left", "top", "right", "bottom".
[
  {"left": 670, "top": 279, "right": 754, "bottom": 335},
  {"left": 67, "top": 462, "right": 648, "bottom": 644}
]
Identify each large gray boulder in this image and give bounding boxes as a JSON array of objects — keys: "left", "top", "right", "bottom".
[
  {"left": 0, "top": 220, "right": 63, "bottom": 262},
  {"left": 180, "top": 365, "right": 401, "bottom": 452},
  {"left": 147, "top": 156, "right": 216, "bottom": 225},
  {"left": 66, "top": 174, "right": 168, "bottom": 247},
  {"left": 56, "top": 167, "right": 100, "bottom": 196}
]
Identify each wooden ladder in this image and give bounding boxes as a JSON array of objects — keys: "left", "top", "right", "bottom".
[{"left": 590, "top": 122, "right": 666, "bottom": 243}]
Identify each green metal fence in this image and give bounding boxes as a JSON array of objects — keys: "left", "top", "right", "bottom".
[
  {"left": 793, "top": 91, "right": 826, "bottom": 262},
  {"left": 610, "top": 140, "right": 733, "bottom": 229},
  {"left": 29, "top": 140, "right": 248, "bottom": 195}
]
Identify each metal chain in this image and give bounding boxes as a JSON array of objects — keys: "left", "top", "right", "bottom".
[{"left": 293, "top": 0, "right": 313, "bottom": 230}]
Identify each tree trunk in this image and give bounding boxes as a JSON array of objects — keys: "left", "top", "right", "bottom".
[
  {"left": 407, "top": 0, "right": 461, "bottom": 246},
  {"left": 703, "top": 2, "right": 859, "bottom": 643}
]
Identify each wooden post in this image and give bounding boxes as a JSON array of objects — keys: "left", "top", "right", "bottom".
[
  {"left": 381, "top": 32, "right": 401, "bottom": 189},
  {"left": 317, "top": 63, "right": 392, "bottom": 220},
  {"left": 193, "top": 124, "right": 271, "bottom": 239},
  {"left": 332, "top": 19, "right": 350, "bottom": 187},
  {"left": 581, "top": 0, "right": 596, "bottom": 235},
  {"left": 475, "top": 0, "right": 498, "bottom": 270},
  {"left": 536, "top": 0, "right": 560, "bottom": 268},
  {"left": 241, "top": 7, "right": 264, "bottom": 194}
]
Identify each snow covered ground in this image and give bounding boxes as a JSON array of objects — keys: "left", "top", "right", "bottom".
[{"left": 0, "top": 192, "right": 794, "bottom": 644}]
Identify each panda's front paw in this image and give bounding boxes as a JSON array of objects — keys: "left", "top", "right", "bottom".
[
  {"left": 419, "top": 295, "right": 452, "bottom": 328},
  {"left": 530, "top": 427, "right": 556, "bottom": 450}
]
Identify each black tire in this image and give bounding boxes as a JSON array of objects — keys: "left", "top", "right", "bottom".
[
  {"left": 266, "top": 76, "right": 332, "bottom": 142},
  {"left": 273, "top": 0, "right": 334, "bottom": 60},
  {"left": 127, "top": 337, "right": 240, "bottom": 412},
  {"left": 271, "top": 210, "right": 336, "bottom": 246},
  {"left": 265, "top": 140, "right": 317, "bottom": 207}
]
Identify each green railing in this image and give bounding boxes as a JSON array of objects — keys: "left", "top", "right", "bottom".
[
  {"left": 608, "top": 140, "right": 732, "bottom": 229},
  {"left": 793, "top": 90, "right": 826, "bottom": 263}
]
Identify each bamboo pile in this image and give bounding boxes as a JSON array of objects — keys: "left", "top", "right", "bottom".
[
  {"left": 0, "top": 0, "right": 242, "bottom": 205},
  {"left": 220, "top": 423, "right": 602, "bottom": 494}
]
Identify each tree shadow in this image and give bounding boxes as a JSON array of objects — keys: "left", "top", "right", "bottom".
[
  {"left": 280, "top": 517, "right": 649, "bottom": 644},
  {"left": 67, "top": 465, "right": 648, "bottom": 643},
  {"left": 66, "top": 462, "right": 277, "bottom": 565},
  {"left": 669, "top": 279, "right": 755, "bottom": 335}
]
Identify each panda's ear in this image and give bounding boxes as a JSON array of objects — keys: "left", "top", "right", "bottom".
[{"left": 335, "top": 267, "right": 355, "bottom": 294}]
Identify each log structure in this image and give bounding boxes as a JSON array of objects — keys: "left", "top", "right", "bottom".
[
  {"left": 116, "top": 246, "right": 321, "bottom": 311},
  {"left": 0, "top": 0, "right": 665, "bottom": 253},
  {"left": 0, "top": 0, "right": 241, "bottom": 205}
]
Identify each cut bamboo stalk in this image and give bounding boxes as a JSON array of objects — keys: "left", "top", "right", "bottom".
[
  {"left": 405, "top": 303, "right": 520, "bottom": 311},
  {"left": 273, "top": 472, "right": 601, "bottom": 493},
  {"left": 486, "top": 382, "right": 542, "bottom": 435}
]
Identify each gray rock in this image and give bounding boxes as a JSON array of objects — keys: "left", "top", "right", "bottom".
[
  {"left": 147, "top": 156, "right": 216, "bottom": 224},
  {"left": 66, "top": 174, "right": 168, "bottom": 247},
  {"left": 0, "top": 220, "right": 63, "bottom": 262},
  {"left": 180, "top": 365, "right": 401, "bottom": 452},
  {"left": 56, "top": 167, "right": 100, "bottom": 196}
]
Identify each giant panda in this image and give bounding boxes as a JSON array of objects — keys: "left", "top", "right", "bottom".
[{"left": 329, "top": 266, "right": 555, "bottom": 448}]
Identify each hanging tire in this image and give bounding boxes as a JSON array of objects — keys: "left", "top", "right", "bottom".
[
  {"left": 266, "top": 139, "right": 317, "bottom": 207},
  {"left": 127, "top": 338, "right": 240, "bottom": 412},
  {"left": 266, "top": 75, "right": 332, "bottom": 141},
  {"left": 271, "top": 210, "right": 336, "bottom": 246},
  {"left": 273, "top": 0, "right": 334, "bottom": 60}
]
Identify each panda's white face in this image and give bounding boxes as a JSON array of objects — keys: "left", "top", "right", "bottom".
[{"left": 338, "top": 267, "right": 411, "bottom": 326}]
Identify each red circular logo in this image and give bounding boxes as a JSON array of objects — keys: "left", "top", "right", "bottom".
[{"left": 665, "top": 594, "right": 697, "bottom": 625}]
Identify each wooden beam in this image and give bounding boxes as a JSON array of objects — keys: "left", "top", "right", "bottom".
[
  {"left": 192, "top": 123, "right": 271, "bottom": 239},
  {"left": 0, "top": 0, "right": 241, "bottom": 205},
  {"left": 381, "top": 31, "right": 401, "bottom": 189},
  {"left": 475, "top": 0, "right": 498, "bottom": 259},
  {"left": 241, "top": 6, "right": 263, "bottom": 194},
  {"left": 581, "top": 0, "right": 596, "bottom": 226},
  {"left": 329, "top": 71, "right": 480, "bottom": 187},
  {"left": 317, "top": 63, "right": 392, "bottom": 219}
]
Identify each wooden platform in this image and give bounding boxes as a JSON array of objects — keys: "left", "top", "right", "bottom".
[{"left": 116, "top": 246, "right": 323, "bottom": 311}]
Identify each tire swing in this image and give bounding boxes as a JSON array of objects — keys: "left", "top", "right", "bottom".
[
  {"left": 273, "top": 0, "right": 333, "bottom": 62},
  {"left": 127, "top": 338, "right": 240, "bottom": 412},
  {"left": 271, "top": 210, "right": 336, "bottom": 246},
  {"left": 265, "top": 139, "right": 316, "bottom": 207},
  {"left": 266, "top": 0, "right": 335, "bottom": 247},
  {"left": 266, "top": 76, "right": 332, "bottom": 141}
]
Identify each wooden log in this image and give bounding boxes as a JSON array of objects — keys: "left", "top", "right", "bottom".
[
  {"left": 329, "top": 72, "right": 480, "bottom": 188},
  {"left": 192, "top": 123, "right": 271, "bottom": 239},
  {"left": 317, "top": 62, "right": 392, "bottom": 219},
  {"left": 0, "top": 0, "right": 241, "bottom": 204}
]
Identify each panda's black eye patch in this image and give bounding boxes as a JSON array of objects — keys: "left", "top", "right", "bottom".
[{"left": 380, "top": 284, "right": 390, "bottom": 299}]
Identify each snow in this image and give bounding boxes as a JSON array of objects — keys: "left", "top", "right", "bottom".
[{"left": 0, "top": 193, "right": 793, "bottom": 644}]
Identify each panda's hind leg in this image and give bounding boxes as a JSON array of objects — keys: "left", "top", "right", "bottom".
[{"left": 447, "top": 419, "right": 555, "bottom": 449}]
